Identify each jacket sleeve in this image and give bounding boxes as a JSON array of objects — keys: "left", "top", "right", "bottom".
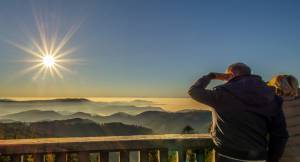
[
  {"left": 188, "top": 74, "right": 223, "bottom": 108},
  {"left": 267, "top": 103, "right": 289, "bottom": 162}
]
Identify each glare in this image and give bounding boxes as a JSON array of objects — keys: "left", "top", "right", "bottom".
[
  {"left": 9, "top": 13, "right": 80, "bottom": 80},
  {"left": 43, "top": 55, "right": 55, "bottom": 67}
]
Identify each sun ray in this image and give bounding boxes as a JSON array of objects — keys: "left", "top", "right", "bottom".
[
  {"left": 52, "top": 66, "right": 63, "bottom": 79},
  {"left": 49, "top": 30, "right": 58, "bottom": 55},
  {"left": 53, "top": 48, "right": 77, "bottom": 59},
  {"left": 55, "top": 63, "right": 72, "bottom": 73},
  {"left": 28, "top": 36, "right": 46, "bottom": 55},
  {"left": 49, "top": 66, "right": 54, "bottom": 78},
  {"left": 52, "top": 25, "right": 80, "bottom": 57},
  {"left": 20, "top": 63, "right": 43, "bottom": 74},
  {"left": 8, "top": 41, "right": 44, "bottom": 59},
  {"left": 55, "top": 59, "right": 80, "bottom": 63},
  {"left": 21, "top": 59, "right": 43, "bottom": 63},
  {"left": 34, "top": 14, "right": 49, "bottom": 55},
  {"left": 33, "top": 66, "right": 46, "bottom": 80}
]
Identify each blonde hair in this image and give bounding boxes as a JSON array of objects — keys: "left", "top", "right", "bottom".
[{"left": 268, "top": 75, "right": 299, "bottom": 98}]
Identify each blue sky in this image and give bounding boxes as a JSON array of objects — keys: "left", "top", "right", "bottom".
[{"left": 0, "top": 0, "right": 299, "bottom": 97}]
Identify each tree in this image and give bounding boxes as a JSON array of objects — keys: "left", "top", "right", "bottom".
[{"left": 182, "top": 125, "right": 195, "bottom": 134}]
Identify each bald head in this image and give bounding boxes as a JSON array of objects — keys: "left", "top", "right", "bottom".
[{"left": 226, "top": 63, "right": 251, "bottom": 78}]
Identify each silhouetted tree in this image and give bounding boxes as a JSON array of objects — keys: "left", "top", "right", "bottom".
[
  {"left": 149, "top": 150, "right": 159, "bottom": 162},
  {"left": 182, "top": 125, "right": 195, "bottom": 134},
  {"left": 168, "top": 151, "right": 177, "bottom": 162}
]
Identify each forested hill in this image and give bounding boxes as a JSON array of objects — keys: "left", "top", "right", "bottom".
[{"left": 0, "top": 118, "right": 153, "bottom": 139}]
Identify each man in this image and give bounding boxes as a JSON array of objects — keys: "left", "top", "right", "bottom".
[{"left": 188, "top": 63, "right": 288, "bottom": 162}]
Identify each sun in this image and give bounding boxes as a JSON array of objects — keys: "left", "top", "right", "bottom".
[
  {"left": 9, "top": 14, "right": 80, "bottom": 80},
  {"left": 43, "top": 55, "right": 55, "bottom": 67}
]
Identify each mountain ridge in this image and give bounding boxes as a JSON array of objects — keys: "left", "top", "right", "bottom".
[{"left": 0, "top": 109, "right": 211, "bottom": 134}]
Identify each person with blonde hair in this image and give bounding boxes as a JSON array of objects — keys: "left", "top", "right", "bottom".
[{"left": 268, "top": 75, "right": 300, "bottom": 162}]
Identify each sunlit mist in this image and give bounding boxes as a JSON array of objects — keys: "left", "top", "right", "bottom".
[{"left": 9, "top": 13, "right": 80, "bottom": 80}]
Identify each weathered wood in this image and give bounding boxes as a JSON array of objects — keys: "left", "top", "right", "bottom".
[
  {"left": 159, "top": 149, "right": 168, "bottom": 162},
  {"left": 282, "top": 145, "right": 300, "bottom": 158},
  {"left": 0, "top": 134, "right": 212, "bottom": 154},
  {"left": 55, "top": 152, "right": 67, "bottom": 162},
  {"left": 287, "top": 125, "right": 300, "bottom": 136},
  {"left": 286, "top": 117, "right": 300, "bottom": 127},
  {"left": 100, "top": 151, "right": 109, "bottom": 162},
  {"left": 33, "top": 154, "right": 44, "bottom": 162},
  {"left": 287, "top": 136, "right": 300, "bottom": 146},
  {"left": 78, "top": 151, "right": 90, "bottom": 162},
  {"left": 178, "top": 149, "right": 187, "bottom": 162},
  {"left": 120, "top": 150, "right": 130, "bottom": 162},
  {"left": 195, "top": 150, "right": 204, "bottom": 162},
  {"left": 280, "top": 156, "right": 300, "bottom": 162},
  {"left": 11, "top": 155, "right": 22, "bottom": 162},
  {"left": 212, "top": 149, "right": 216, "bottom": 162},
  {"left": 140, "top": 150, "right": 149, "bottom": 162}
]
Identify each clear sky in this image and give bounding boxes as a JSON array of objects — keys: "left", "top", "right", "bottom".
[{"left": 0, "top": 0, "right": 299, "bottom": 98}]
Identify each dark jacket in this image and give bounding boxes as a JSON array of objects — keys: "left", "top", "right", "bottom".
[{"left": 188, "top": 74, "right": 289, "bottom": 162}]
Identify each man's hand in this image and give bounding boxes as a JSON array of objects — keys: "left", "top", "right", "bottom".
[{"left": 209, "top": 72, "right": 233, "bottom": 81}]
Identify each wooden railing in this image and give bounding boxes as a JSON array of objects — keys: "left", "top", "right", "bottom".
[{"left": 0, "top": 134, "right": 213, "bottom": 162}]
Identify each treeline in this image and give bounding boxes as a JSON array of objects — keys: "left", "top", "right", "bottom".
[{"left": 0, "top": 118, "right": 153, "bottom": 139}]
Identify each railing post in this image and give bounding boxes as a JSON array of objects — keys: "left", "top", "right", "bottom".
[
  {"left": 212, "top": 149, "right": 216, "bottom": 162},
  {"left": 55, "top": 152, "right": 67, "bottom": 162},
  {"left": 11, "top": 155, "right": 22, "bottom": 162},
  {"left": 100, "top": 151, "right": 109, "bottom": 162},
  {"left": 78, "top": 151, "right": 90, "bottom": 162},
  {"left": 140, "top": 150, "right": 149, "bottom": 162},
  {"left": 159, "top": 149, "right": 168, "bottom": 162},
  {"left": 33, "top": 154, "right": 44, "bottom": 162},
  {"left": 195, "top": 150, "right": 204, "bottom": 162},
  {"left": 120, "top": 150, "right": 130, "bottom": 162},
  {"left": 178, "top": 149, "right": 187, "bottom": 162}
]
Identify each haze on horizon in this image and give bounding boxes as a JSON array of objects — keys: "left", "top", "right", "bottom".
[{"left": 0, "top": 0, "right": 299, "bottom": 98}]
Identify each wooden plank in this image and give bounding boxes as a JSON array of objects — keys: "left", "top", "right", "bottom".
[
  {"left": 287, "top": 135, "right": 300, "bottom": 146},
  {"left": 78, "top": 151, "right": 90, "bottom": 162},
  {"left": 11, "top": 155, "right": 22, "bottom": 162},
  {"left": 159, "top": 149, "right": 168, "bottom": 162},
  {"left": 55, "top": 152, "right": 67, "bottom": 162},
  {"left": 120, "top": 150, "right": 130, "bottom": 162},
  {"left": 33, "top": 154, "right": 44, "bottom": 162},
  {"left": 283, "top": 99, "right": 300, "bottom": 118},
  {"left": 0, "top": 134, "right": 212, "bottom": 155},
  {"left": 279, "top": 156, "right": 300, "bottom": 162},
  {"left": 288, "top": 126, "right": 300, "bottom": 137},
  {"left": 212, "top": 149, "right": 216, "bottom": 162},
  {"left": 100, "top": 151, "right": 109, "bottom": 162},
  {"left": 194, "top": 150, "right": 204, "bottom": 162},
  {"left": 140, "top": 150, "right": 149, "bottom": 162},
  {"left": 283, "top": 98, "right": 300, "bottom": 107},
  {"left": 178, "top": 149, "right": 187, "bottom": 162},
  {"left": 283, "top": 145, "right": 300, "bottom": 157},
  {"left": 284, "top": 109, "right": 300, "bottom": 118},
  {"left": 286, "top": 117, "right": 300, "bottom": 127}
]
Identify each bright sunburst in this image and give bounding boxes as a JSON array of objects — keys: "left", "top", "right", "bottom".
[
  {"left": 9, "top": 14, "right": 80, "bottom": 80},
  {"left": 43, "top": 55, "right": 55, "bottom": 67}
]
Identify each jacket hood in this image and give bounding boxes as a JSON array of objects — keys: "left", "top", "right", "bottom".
[{"left": 219, "top": 75, "right": 276, "bottom": 106}]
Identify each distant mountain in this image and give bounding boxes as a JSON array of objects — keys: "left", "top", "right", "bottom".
[
  {"left": 1, "top": 110, "right": 212, "bottom": 134},
  {"left": 133, "top": 111, "right": 211, "bottom": 133},
  {"left": 0, "top": 98, "right": 90, "bottom": 103},
  {"left": 3, "top": 110, "right": 64, "bottom": 122},
  {"left": 0, "top": 118, "right": 153, "bottom": 139},
  {"left": 0, "top": 98, "right": 164, "bottom": 115},
  {"left": 0, "top": 119, "right": 15, "bottom": 123}
]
